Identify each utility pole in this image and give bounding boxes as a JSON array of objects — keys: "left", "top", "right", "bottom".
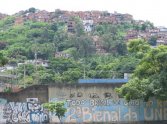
[
  {"left": 34, "top": 40, "right": 38, "bottom": 84},
  {"left": 83, "top": 58, "right": 86, "bottom": 79},
  {"left": 84, "top": 66, "right": 85, "bottom": 79},
  {"left": 34, "top": 40, "right": 38, "bottom": 71},
  {"left": 35, "top": 52, "right": 37, "bottom": 71},
  {"left": 24, "top": 64, "right": 26, "bottom": 88}
]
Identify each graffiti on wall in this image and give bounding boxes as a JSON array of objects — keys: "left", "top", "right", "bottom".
[
  {"left": 0, "top": 98, "right": 7, "bottom": 123},
  {"left": 50, "top": 98, "right": 167, "bottom": 123},
  {"left": 0, "top": 98, "right": 49, "bottom": 123}
]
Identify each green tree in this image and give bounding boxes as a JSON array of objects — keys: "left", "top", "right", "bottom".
[
  {"left": 102, "top": 33, "right": 127, "bottom": 55},
  {"left": 62, "top": 68, "right": 82, "bottom": 83},
  {"left": 49, "top": 58, "right": 79, "bottom": 73},
  {"left": 148, "top": 36, "right": 157, "bottom": 46},
  {"left": 54, "top": 9, "right": 64, "bottom": 18},
  {"left": 113, "top": 56, "right": 140, "bottom": 74},
  {"left": 43, "top": 101, "right": 67, "bottom": 124},
  {"left": 37, "top": 69, "right": 54, "bottom": 84},
  {"left": 0, "top": 41, "right": 7, "bottom": 50},
  {"left": 30, "top": 43, "right": 55, "bottom": 60},
  {"left": 19, "top": 76, "right": 33, "bottom": 87},
  {"left": 141, "top": 21, "right": 154, "bottom": 31},
  {"left": 7, "top": 46, "right": 27, "bottom": 59},
  {"left": 0, "top": 53, "right": 8, "bottom": 66},
  {"left": 28, "top": 7, "right": 37, "bottom": 13},
  {"left": 53, "top": 29, "right": 68, "bottom": 52},
  {"left": 75, "top": 36, "right": 96, "bottom": 57},
  {"left": 71, "top": 16, "right": 84, "bottom": 36},
  {"left": 0, "top": 16, "right": 15, "bottom": 28},
  {"left": 116, "top": 45, "right": 167, "bottom": 101},
  {"left": 17, "top": 64, "right": 35, "bottom": 77},
  {"left": 128, "top": 38, "right": 151, "bottom": 58}
]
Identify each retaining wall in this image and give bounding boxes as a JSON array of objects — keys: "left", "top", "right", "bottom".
[{"left": 0, "top": 84, "right": 166, "bottom": 124}]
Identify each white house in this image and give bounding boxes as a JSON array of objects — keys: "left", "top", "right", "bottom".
[{"left": 83, "top": 20, "right": 94, "bottom": 32}]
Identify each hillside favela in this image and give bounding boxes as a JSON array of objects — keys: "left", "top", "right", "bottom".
[{"left": 0, "top": 7, "right": 167, "bottom": 124}]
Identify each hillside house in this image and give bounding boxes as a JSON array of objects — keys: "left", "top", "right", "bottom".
[
  {"left": 156, "top": 33, "right": 167, "bottom": 45},
  {"left": 158, "top": 26, "right": 167, "bottom": 32},
  {"left": 148, "top": 28, "right": 159, "bottom": 36},
  {"left": 114, "top": 12, "right": 123, "bottom": 23},
  {"left": 0, "top": 13, "right": 7, "bottom": 20},
  {"left": 35, "top": 10, "right": 51, "bottom": 22},
  {"left": 157, "top": 39, "right": 167, "bottom": 45},
  {"left": 55, "top": 52, "right": 71, "bottom": 58},
  {"left": 17, "top": 60, "right": 49, "bottom": 68},
  {"left": 122, "top": 14, "right": 133, "bottom": 23},
  {"left": 14, "top": 17, "right": 25, "bottom": 25},
  {"left": 125, "top": 30, "right": 139, "bottom": 41},
  {"left": 138, "top": 32, "right": 151, "bottom": 40},
  {"left": 83, "top": 20, "right": 94, "bottom": 32},
  {"left": 27, "top": 60, "right": 49, "bottom": 67},
  {"left": 67, "top": 20, "right": 75, "bottom": 33},
  {"left": 26, "top": 10, "right": 51, "bottom": 22}
]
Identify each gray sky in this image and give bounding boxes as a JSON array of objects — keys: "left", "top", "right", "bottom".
[{"left": 0, "top": 0, "right": 167, "bottom": 27}]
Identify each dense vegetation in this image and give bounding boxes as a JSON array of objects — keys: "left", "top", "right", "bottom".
[
  {"left": 117, "top": 45, "right": 167, "bottom": 101},
  {"left": 0, "top": 14, "right": 140, "bottom": 86},
  {"left": 0, "top": 10, "right": 167, "bottom": 100},
  {"left": 0, "top": 53, "right": 8, "bottom": 66}
]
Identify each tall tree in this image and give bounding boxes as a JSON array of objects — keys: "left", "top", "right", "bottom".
[
  {"left": 127, "top": 38, "right": 151, "bottom": 58},
  {"left": 0, "top": 41, "right": 7, "bottom": 50},
  {"left": 0, "top": 53, "right": 8, "bottom": 66},
  {"left": 116, "top": 45, "right": 167, "bottom": 101},
  {"left": 102, "top": 33, "right": 127, "bottom": 55}
]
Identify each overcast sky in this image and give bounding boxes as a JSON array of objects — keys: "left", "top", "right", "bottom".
[{"left": 0, "top": 0, "right": 167, "bottom": 27}]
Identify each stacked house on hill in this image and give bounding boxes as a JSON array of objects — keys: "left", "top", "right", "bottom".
[
  {"left": 157, "top": 27, "right": 167, "bottom": 45},
  {"left": 13, "top": 9, "right": 133, "bottom": 33},
  {"left": 0, "top": 13, "right": 7, "bottom": 20},
  {"left": 7, "top": 9, "right": 167, "bottom": 47}
]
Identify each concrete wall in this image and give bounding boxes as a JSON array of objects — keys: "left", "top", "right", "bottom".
[
  {"left": 0, "top": 84, "right": 166, "bottom": 124},
  {"left": 48, "top": 84, "right": 167, "bottom": 124},
  {"left": 0, "top": 98, "right": 49, "bottom": 123},
  {"left": 0, "top": 85, "right": 48, "bottom": 102},
  {"left": 0, "top": 85, "right": 49, "bottom": 123},
  {"left": 49, "top": 84, "right": 120, "bottom": 101}
]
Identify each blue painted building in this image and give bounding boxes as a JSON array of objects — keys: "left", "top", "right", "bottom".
[{"left": 78, "top": 79, "right": 128, "bottom": 84}]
